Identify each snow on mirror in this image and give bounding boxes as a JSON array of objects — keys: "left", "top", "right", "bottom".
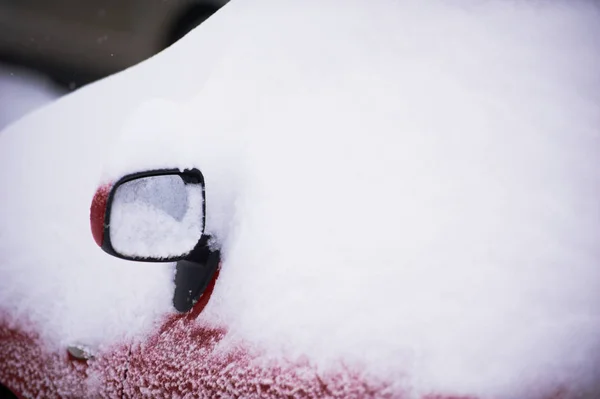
[{"left": 109, "top": 174, "right": 204, "bottom": 260}]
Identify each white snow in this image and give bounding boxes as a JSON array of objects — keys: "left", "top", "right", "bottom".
[
  {"left": 110, "top": 175, "right": 204, "bottom": 259},
  {"left": 0, "top": 64, "right": 64, "bottom": 131},
  {"left": 1, "top": 0, "right": 599, "bottom": 398}
]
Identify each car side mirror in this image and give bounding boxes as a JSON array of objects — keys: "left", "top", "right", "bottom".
[{"left": 91, "top": 168, "right": 206, "bottom": 262}]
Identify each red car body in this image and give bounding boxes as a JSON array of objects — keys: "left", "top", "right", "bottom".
[
  {"left": 0, "top": 276, "right": 574, "bottom": 399},
  {"left": 2, "top": 270, "right": 478, "bottom": 399},
  {"left": 0, "top": 180, "right": 554, "bottom": 398},
  {"left": 0, "top": 179, "right": 579, "bottom": 399}
]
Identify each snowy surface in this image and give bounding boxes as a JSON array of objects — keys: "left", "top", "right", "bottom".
[
  {"left": 1, "top": 0, "right": 600, "bottom": 398},
  {"left": 110, "top": 175, "right": 204, "bottom": 259},
  {"left": 0, "top": 64, "right": 64, "bottom": 131}
]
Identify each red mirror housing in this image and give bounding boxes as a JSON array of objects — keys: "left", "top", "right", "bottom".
[{"left": 90, "top": 183, "right": 112, "bottom": 247}]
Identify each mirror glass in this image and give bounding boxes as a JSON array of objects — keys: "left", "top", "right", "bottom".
[{"left": 109, "top": 174, "right": 204, "bottom": 260}]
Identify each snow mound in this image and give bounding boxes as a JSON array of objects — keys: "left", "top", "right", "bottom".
[{"left": 1, "top": 1, "right": 599, "bottom": 398}]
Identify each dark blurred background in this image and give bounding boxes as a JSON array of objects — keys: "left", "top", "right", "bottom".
[{"left": 0, "top": 0, "right": 227, "bottom": 129}]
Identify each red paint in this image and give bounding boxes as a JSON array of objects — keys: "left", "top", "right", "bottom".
[
  {"left": 0, "top": 322, "right": 93, "bottom": 398},
  {"left": 0, "top": 316, "right": 589, "bottom": 399},
  {"left": 89, "top": 183, "right": 112, "bottom": 247},
  {"left": 158, "top": 267, "right": 221, "bottom": 336},
  {"left": 0, "top": 269, "right": 591, "bottom": 399}
]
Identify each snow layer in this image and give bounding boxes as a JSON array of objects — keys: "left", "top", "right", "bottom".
[
  {"left": 110, "top": 175, "right": 204, "bottom": 259},
  {"left": 1, "top": 0, "right": 600, "bottom": 398}
]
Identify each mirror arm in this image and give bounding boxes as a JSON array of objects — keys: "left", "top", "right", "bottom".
[
  {"left": 172, "top": 235, "right": 220, "bottom": 313},
  {"left": 183, "top": 234, "right": 212, "bottom": 264}
]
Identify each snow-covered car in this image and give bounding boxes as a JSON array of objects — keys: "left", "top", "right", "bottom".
[{"left": 1, "top": 1, "right": 600, "bottom": 398}]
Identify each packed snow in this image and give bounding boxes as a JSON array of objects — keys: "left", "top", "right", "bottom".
[
  {"left": 110, "top": 175, "right": 204, "bottom": 259},
  {"left": 1, "top": 0, "right": 599, "bottom": 398},
  {"left": 0, "top": 64, "right": 64, "bottom": 131}
]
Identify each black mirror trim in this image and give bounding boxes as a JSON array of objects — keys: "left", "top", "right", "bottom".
[{"left": 101, "top": 168, "right": 207, "bottom": 263}]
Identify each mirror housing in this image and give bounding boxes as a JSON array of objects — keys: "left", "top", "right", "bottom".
[{"left": 90, "top": 168, "right": 206, "bottom": 262}]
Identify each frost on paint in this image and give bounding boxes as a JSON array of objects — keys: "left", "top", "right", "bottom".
[{"left": 0, "top": 0, "right": 599, "bottom": 398}]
